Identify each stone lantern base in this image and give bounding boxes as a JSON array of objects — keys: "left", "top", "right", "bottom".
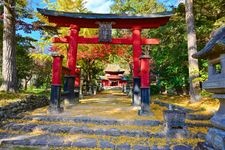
[
  {"left": 205, "top": 128, "right": 225, "bottom": 150},
  {"left": 195, "top": 97, "right": 225, "bottom": 150}
]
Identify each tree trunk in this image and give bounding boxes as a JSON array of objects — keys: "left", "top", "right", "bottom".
[
  {"left": 185, "top": 0, "right": 200, "bottom": 102},
  {"left": 24, "top": 80, "right": 28, "bottom": 91},
  {"left": 24, "top": 75, "right": 32, "bottom": 91},
  {"left": 1, "top": 0, "right": 17, "bottom": 92}
]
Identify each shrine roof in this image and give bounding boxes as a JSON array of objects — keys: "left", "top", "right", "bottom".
[
  {"left": 105, "top": 70, "right": 125, "bottom": 74},
  {"left": 37, "top": 8, "right": 172, "bottom": 29},
  {"left": 108, "top": 76, "right": 123, "bottom": 80},
  {"left": 193, "top": 26, "right": 225, "bottom": 59},
  {"left": 104, "top": 64, "right": 125, "bottom": 74}
]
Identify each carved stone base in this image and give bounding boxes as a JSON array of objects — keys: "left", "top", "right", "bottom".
[
  {"left": 139, "top": 88, "right": 150, "bottom": 115},
  {"left": 133, "top": 93, "right": 140, "bottom": 105},
  {"left": 205, "top": 128, "right": 225, "bottom": 150},
  {"left": 47, "top": 106, "right": 64, "bottom": 114},
  {"left": 138, "top": 109, "right": 153, "bottom": 116},
  {"left": 64, "top": 98, "right": 79, "bottom": 107},
  {"left": 211, "top": 114, "right": 225, "bottom": 131},
  {"left": 210, "top": 98, "right": 225, "bottom": 130}
]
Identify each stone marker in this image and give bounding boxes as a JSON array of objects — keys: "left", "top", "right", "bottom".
[{"left": 164, "top": 109, "right": 188, "bottom": 138}]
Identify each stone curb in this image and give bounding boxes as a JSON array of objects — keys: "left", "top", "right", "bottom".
[
  {"left": 0, "top": 95, "right": 49, "bottom": 123},
  {"left": 153, "top": 100, "right": 193, "bottom": 113}
]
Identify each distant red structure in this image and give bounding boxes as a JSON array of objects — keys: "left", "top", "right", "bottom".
[{"left": 100, "top": 65, "right": 127, "bottom": 88}]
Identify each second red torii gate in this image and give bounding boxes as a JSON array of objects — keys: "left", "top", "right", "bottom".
[
  {"left": 52, "top": 30, "right": 160, "bottom": 106},
  {"left": 37, "top": 8, "right": 171, "bottom": 113}
]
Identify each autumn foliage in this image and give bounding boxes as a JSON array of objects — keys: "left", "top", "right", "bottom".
[{"left": 77, "top": 44, "right": 112, "bottom": 60}]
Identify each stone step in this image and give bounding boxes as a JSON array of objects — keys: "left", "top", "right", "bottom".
[
  {"left": 16, "top": 115, "right": 212, "bottom": 129},
  {"left": 0, "top": 134, "right": 193, "bottom": 150},
  {"left": 23, "top": 115, "right": 162, "bottom": 126},
  {"left": 3, "top": 121, "right": 206, "bottom": 141},
  {"left": 186, "top": 120, "right": 213, "bottom": 128},
  {"left": 0, "top": 132, "right": 17, "bottom": 141},
  {"left": 4, "top": 123, "right": 165, "bottom": 138},
  {"left": 186, "top": 113, "right": 213, "bottom": 120}
]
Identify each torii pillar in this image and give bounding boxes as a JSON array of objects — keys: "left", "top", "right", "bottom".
[
  {"left": 132, "top": 27, "right": 142, "bottom": 106},
  {"left": 48, "top": 53, "right": 64, "bottom": 113},
  {"left": 139, "top": 55, "right": 152, "bottom": 115},
  {"left": 64, "top": 25, "right": 80, "bottom": 104}
]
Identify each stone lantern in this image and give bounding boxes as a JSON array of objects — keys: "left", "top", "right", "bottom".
[{"left": 193, "top": 26, "right": 225, "bottom": 150}]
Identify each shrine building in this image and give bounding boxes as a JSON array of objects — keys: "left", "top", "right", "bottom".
[{"left": 100, "top": 64, "right": 127, "bottom": 89}]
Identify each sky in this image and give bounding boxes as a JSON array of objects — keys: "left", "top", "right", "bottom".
[
  {"left": 17, "top": 0, "right": 114, "bottom": 40},
  {"left": 84, "top": 0, "right": 114, "bottom": 13},
  {"left": 17, "top": 0, "right": 179, "bottom": 40}
]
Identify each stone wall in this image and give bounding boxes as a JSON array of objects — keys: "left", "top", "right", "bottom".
[{"left": 0, "top": 95, "right": 49, "bottom": 122}]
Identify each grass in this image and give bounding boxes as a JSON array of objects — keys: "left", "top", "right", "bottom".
[
  {"left": 23, "top": 88, "right": 50, "bottom": 96},
  {"left": 0, "top": 88, "right": 50, "bottom": 107},
  {"left": 0, "top": 92, "right": 27, "bottom": 107}
]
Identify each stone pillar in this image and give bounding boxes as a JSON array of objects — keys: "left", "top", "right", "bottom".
[
  {"left": 132, "top": 27, "right": 142, "bottom": 106},
  {"left": 49, "top": 53, "right": 64, "bottom": 113},
  {"left": 138, "top": 55, "right": 152, "bottom": 116},
  {"left": 65, "top": 25, "right": 80, "bottom": 104},
  {"left": 74, "top": 67, "right": 81, "bottom": 101},
  {"left": 79, "top": 77, "right": 84, "bottom": 98},
  {"left": 63, "top": 75, "right": 76, "bottom": 104},
  {"left": 63, "top": 76, "right": 69, "bottom": 92}
]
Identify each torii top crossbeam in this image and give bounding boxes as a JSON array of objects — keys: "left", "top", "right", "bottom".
[{"left": 37, "top": 8, "right": 171, "bottom": 29}]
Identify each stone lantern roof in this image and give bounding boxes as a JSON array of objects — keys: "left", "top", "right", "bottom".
[{"left": 192, "top": 26, "right": 225, "bottom": 59}]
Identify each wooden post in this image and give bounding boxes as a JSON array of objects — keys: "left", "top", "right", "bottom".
[
  {"left": 49, "top": 53, "right": 64, "bottom": 113},
  {"left": 138, "top": 55, "right": 152, "bottom": 116},
  {"left": 132, "top": 27, "right": 142, "bottom": 106}
]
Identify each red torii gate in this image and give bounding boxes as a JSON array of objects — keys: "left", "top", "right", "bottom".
[{"left": 38, "top": 8, "right": 171, "bottom": 114}]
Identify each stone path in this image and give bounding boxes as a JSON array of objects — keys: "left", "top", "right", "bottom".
[{"left": 0, "top": 89, "right": 208, "bottom": 149}]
